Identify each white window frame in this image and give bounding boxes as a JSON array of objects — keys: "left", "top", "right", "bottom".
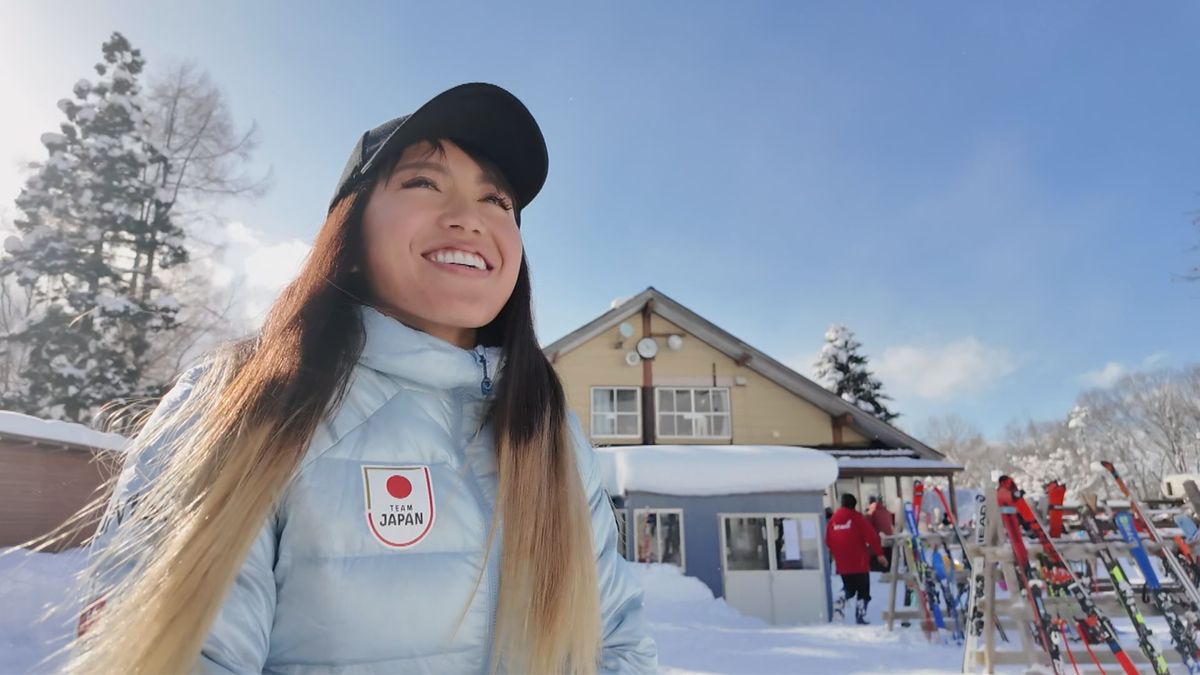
[
  {"left": 633, "top": 507, "right": 686, "bottom": 569},
  {"left": 655, "top": 387, "right": 732, "bottom": 440},
  {"left": 590, "top": 386, "right": 642, "bottom": 439}
]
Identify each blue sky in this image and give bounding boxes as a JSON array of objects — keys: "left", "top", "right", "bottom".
[{"left": 3, "top": 2, "right": 1199, "bottom": 439}]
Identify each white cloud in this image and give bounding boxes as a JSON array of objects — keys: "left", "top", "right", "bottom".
[
  {"left": 1080, "top": 362, "right": 1126, "bottom": 389},
  {"left": 206, "top": 221, "right": 311, "bottom": 324},
  {"left": 873, "top": 337, "right": 1017, "bottom": 400},
  {"left": 1079, "top": 352, "right": 1169, "bottom": 389},
  {"left": 1142, "top": 351, "right": 1169, "bottom": 368}
]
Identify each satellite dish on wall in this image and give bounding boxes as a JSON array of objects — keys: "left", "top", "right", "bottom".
[
  {"left": 618, "top": 322, "right": 634, "bottom": 338},
  {"left": 636, "top": 337, "right": 658, "bottom": 360},
  {"left": 625, "top": 351, "right": 641, "bottom": 367},
  {"left": 667, "top": 334, "right": 684, "bottom": 351}
]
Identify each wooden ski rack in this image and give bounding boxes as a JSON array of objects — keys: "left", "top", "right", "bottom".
[{"left": 883, "top": 486, "right": 1189, "bottom": 674}]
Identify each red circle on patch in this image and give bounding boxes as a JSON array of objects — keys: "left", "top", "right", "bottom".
[{"left": 386, "top": 475, "right": 413, "bottom": 499}]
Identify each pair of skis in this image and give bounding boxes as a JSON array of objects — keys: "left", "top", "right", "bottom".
[
  {"left": 903, "top": 500, "right": 947, "bottom": 640},
  {"left": 910, "top": 482, "right": 968, "bottom": 643}
]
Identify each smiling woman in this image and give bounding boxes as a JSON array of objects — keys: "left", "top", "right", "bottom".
[
  {"left": 362, "top": 139, "right": 524, "bottom": 349},
  {"left": 56, "top": 83, "right": 657, "bottom": 675}
]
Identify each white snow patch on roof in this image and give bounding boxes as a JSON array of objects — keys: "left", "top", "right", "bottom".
[
  {"left": 837, "top": 457, "right": 963, "bottom": 471},
  {"left": 0, "top": 411, "right": 127, "bottom": 451},
  {"left": 594, "top": 444, "right": 839, "bottom": 496}
]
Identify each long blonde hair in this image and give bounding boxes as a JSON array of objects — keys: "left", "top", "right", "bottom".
[{"left": 42, "top": 140, "right": 601, "bottom": 674}]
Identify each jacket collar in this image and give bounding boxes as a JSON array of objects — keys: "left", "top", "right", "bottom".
[{"left": 357, "top": 304, "right": 504, "bottom": 399}]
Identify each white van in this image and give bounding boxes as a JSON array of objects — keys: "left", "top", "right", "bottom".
[{"left": 1162, "top": 474, "right": 1200, "bottom": 500}]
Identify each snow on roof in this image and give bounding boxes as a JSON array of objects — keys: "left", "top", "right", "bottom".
[
  {"left": 825, "top": 448, "right": 917, "bottom": 458},
  {"left": 594, "top": 445, "right": 839, "bottom": 496},
  {"left": 0, "top": 411, "right": 128, "bottom": 452},
  {"left": 837, "top": 457, "right": 963, "bottom": 472}
]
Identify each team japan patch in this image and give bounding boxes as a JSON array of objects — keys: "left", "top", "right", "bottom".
[{"left": 362, "top": 465, "right": 435, "bottom": 548}]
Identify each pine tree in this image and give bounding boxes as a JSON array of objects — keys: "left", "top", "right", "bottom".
[
  {"left": 0, "top": 32, "right": 185, "bottom": 422},
  {"left": 813, "top": 323, "right": 899, "bottom": 423}
]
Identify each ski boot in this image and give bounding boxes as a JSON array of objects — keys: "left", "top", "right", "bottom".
[
  {"left": 855, "top": 598, "right": 870, "bottom": 625},
  {"left": 832, "top": 593, "right": 847, "bottom": 620}
]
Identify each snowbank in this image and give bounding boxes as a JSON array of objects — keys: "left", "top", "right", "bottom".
[
  {"left": 0, "top": 411, "right": 127, "bottom": 451},
  {"left": 633, "top": 563, "right": 962, "bottom": 673},
  {"left": 595, "top": 445, "right": 839, "bottom": 496},
  {"left": 0, "top": 547, "right": 87, "bottom": 674},
  {"left": 0, "top": 548, "right": 966, "bottom": 674}
]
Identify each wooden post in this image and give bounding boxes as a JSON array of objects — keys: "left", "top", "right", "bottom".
[
  {"left": 886, "top": 533, "right": 900, "bottom": 632},
  {"left": 641, "top": 301, "right": 654, "bottom": 445},
  {"left": 948, "top": 473, "right": 960, "bottom": 524}
]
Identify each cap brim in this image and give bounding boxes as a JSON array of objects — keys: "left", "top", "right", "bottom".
[{"left": 362, "top": 83, "right": 548, "bottom": 211}]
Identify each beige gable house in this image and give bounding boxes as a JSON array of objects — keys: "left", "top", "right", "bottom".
[{"left": 544, "top": 287, "right": 962, "bottom": 516}]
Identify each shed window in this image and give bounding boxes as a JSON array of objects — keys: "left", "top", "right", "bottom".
[
  {"left": 772, "top": 516, "right": 821, "bottom": 570},
  {"left": 591, "top": 387, "right": 641, "bottom": 438},
  {"left": 655, "top": 387, "right": 731, "bottom": 439},
  {"left": 723, "top": 516, "right": 769, "bottom": 571},
  {"left": 634, "top": 508, "right": 684, "bottom": 569}
]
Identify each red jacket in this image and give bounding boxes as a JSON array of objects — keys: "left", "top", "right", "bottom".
[
  {"left": 825, "top": 507, "right": 884, "bottom": 574},
  {"left": 867, "top": 502, "right": 895, "bottom": 537}
]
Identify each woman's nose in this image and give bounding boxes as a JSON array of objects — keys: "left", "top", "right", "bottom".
[{"left": 440, "top": 197, "right": 484, "bottom": 234}]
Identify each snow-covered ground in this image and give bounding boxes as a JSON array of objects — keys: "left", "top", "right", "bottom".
[
  {"left": 0, "top": 548, "right": 86, "bottom": 674},
  {"left": 635, "top": 564, "right": 961, "bottom": 674},
  {"left": 0, "top": 547, "right": 969, "bottom": 674}
]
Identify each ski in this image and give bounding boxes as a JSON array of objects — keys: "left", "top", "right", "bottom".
[
  {"left": 904, "top": 501, "right": 946, "bottom": 635},
  {"left": 932, "top": 486, "right": 970, "bottom": 573},
  {"left": 1178, "top": 514, "right": 1200, "bottom": 544},
  {"left": 1078, "top": 506, "right": 1173, "bottom": 674},
  {"left": 960, "top": 492, "right": 1010, "bottom": 649},
  {"left": 1112, "top": 509, "right": 1200, "bottom": 673},
  {"left": 1047, "top": 480, "right": 1068, "bottom": 539},
  {"left": 1057, "top": 619, "right": 1082, "bottom": 675},
  {"left": 1010, "top": 486, "right": 1139, "bottom": 675},
  {"left": 913, "top": 481, "right": 926, "bottom": 535},
  {"left": 1173, "top": 529, "right": 1200, "bottom": 586},
  {"left": 1102, "top": 461, "right": 1200, "bottom": 607},
  {"left": 1185, "top": 480, "right": 1200, "bottom": 520},
  {"left": 931, "top": 548, "right": 965, "bottom": 643},
  {"left": 997, "top": 478, "right": 1065, "bottom": 673}
]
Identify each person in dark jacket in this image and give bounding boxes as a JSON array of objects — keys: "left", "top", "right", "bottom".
[{"left": 825, "top": 493, "right": 886, "bottom": 624}]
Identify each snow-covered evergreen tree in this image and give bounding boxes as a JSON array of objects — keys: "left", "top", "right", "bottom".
[
  {"left": 813, "top": 323, "right": 899, "bottom": 423},
  {"left": 0, "top": 33, "right": 185, "bottom": 422}
]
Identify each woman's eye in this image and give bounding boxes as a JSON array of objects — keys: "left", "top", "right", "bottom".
[
  {"left": 483, "top": 193, "right": 514, "bottom": 211},
  {"left": 401, "top": 177, "right": 439, "bottom": 191}
]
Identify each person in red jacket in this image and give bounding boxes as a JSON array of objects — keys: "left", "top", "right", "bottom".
[
  {"left": 866, "top": 496, "right": 895, "bottom": 573},
  {"left": 825, "top": 493, "right": 887, "bottom": 624}
]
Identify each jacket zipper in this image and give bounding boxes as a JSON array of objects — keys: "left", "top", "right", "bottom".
[
  {"left": 460, "top": 357, "right": 499, "bottom": 669},
  {"left": 474, "top": 347, "right": 493, "bottom": 396}
]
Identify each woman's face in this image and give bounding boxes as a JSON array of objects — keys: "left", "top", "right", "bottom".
[{"left": 361, "top": 139, "right": 523, "bottom": 349}]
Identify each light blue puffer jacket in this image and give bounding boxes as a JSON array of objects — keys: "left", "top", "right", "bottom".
[{"left": 90, "top": 305, "right": 657, "bottom": 674}]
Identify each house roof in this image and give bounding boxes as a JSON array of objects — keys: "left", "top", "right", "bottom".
[
  {"left": 543, "top": 287, "right": 945, "bottom": 460},
  {"left": 0, "top": 410, "right": 128, "bottom": 452}
]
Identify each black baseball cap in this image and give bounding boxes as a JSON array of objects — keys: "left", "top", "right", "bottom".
[{"left": 329, "top": 83, "right": 548, "bottom": 225}]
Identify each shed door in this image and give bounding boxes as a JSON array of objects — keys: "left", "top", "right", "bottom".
[
  {"left": 769, "top": 515, "right": 826, "bottom": 624},
  {"left": 719, "top": 512, "right": 827, "bottom": 625},
  {"left": 719, "top": 516, "right": 773, "bottom": 621}
]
